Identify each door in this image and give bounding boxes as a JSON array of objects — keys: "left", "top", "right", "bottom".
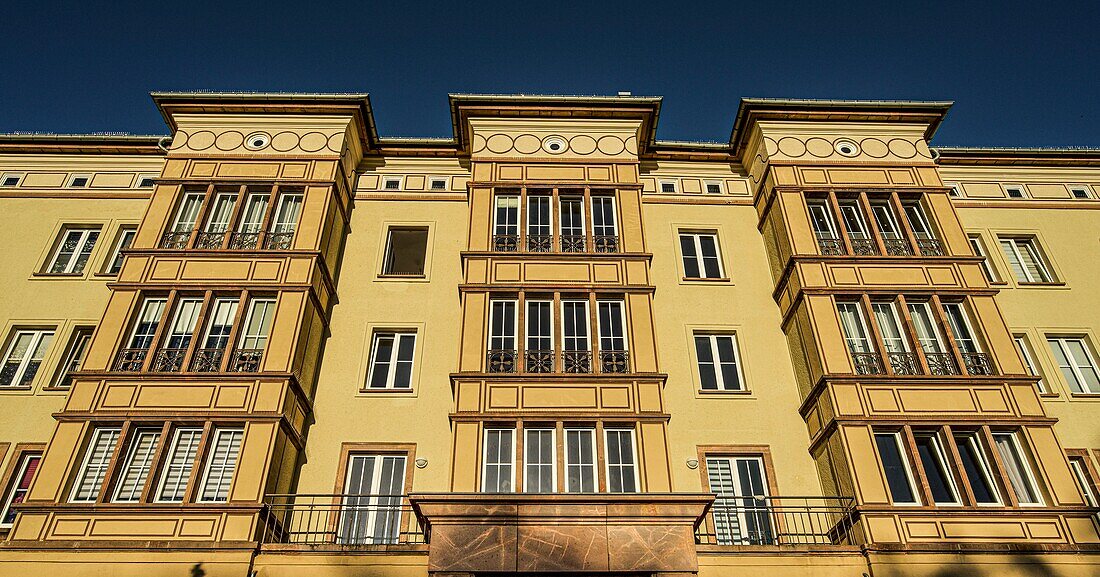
[
  {"left": 706, "top": 456, "right": 773, "bottom": 545},
  {"left": 339, "top": 455, "right": 407, "bottom": 544}
]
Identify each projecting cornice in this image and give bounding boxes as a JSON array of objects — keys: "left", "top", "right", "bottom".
[
  {"left": 933, "top": 146, "right": 1100, "bottom": 167},
  {"left": 0, "top": 134, "right": 166, "bottom": 155}
]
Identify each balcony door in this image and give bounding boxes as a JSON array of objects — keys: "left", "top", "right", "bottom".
[
  {"left": 339, "top": 455, "right": 407, "bottom": 545},
  {"left": 706, "top": 457, "right": 773, "bottom": 545}
]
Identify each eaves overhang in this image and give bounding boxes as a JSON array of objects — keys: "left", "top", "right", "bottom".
[
  {"left": 934, "top": 146, "right": 1100, "bottom": 167},
  {"left": 0, "top": 133, "right": 167, "bottom": 155}
]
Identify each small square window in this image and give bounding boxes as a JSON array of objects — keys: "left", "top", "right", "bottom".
[
  {"left": 383, "top": 178, "right": 402, "bottom": 190},
  {"left": 705, "top": 181, "right": 723, "bottom": 194},
  {"left": 1070, "top": 186, "right": 1091, "bottom": 199},
  {"left": 137, "top": 176, "right": 156, "bottom": 188},
  {"left": 947, "top": 183, "right": 962, "bottom": 197},
  {"left": 382, "top": 227, "right": 429, "bottom": 276},
  {"left": 660, "top": 181, "right": 677, "bottom": 193},
  {"left": 69, "top": 175, "right": 90, "bottom": 188},
  {"left": 1005, "top": 186, "right": 1026, "bottom": 199},
  {"left": 1, "top": 173, "right": 23, "bottom": 187},
  {"left": 430, "top": 178, "right": 448, "bottom": 190}
]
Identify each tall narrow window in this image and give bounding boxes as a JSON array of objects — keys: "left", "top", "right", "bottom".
[
  {"left": 151, "top": 298, "right": 201, "bottom": 372},
  {"left": 908, "top": 301, "right": 956, "bottom": 375},
  {"left": 266, "top": 193, "right": 303, "bottom": 249},
  {"left": 0, "top": 453, "right": 41, "bottom": 527},
  {"left": 239, "top": 298, "right": 275, "bottom": 351},
  {"left": 968, "top": 235, "right": 999, "bottom": 282},
  {"left": 104, "top": 226, "right": 137, "bottom": 275},
  {"left": 0, "top": 329, "right": 54, "bottom": 387},
  {"left": 382, "top": 228, "right": 429, "bottom": 276},
  {"left": 679, "top": 232, "right": 724, "bottom": 279},
  {"left": 706, "top": 456, "right": 773, "bottom": 545},
  {"left": 1068, "top": 457, "right": 1099, "bottom": 509},
  {"left": 127, "top": 298, "right": 167, "bottom": 350},
  {"left": 694, "top": 333, "right": 744, "bottom": 391},
  {"left": 993, "top": 432, "right": 1042, "bottom": 505},
  {"left": 597, "top": 301, "right": 628, "bottom": 373},
  {"left": 112, "top": 429, "right": 162, "bottom": 502},
  {"left": 953, "top": 432, "right": 1000, "bottom": 505},
  {"left": 493, "top": 195, "right": 520, "bottom": 251},
  {"left": 565, "top": 428, "right": 596, "bottom": 493},
  {"left": 604, "top": 429, "right": 638, "bottom": 493},
  {"left": 366, "top": 332, "right": 416, "bottom": 389},
  {"left": 481, "top": 428, "right": 514, "bottom": 492},
  {"left": 872, "top": 302, "right": 917, "bottom": 374},
  {"left": 836, "top": 302, "right": 876, "bottom": 373},
  {"left": 340, "top": 454, "right": 407, "bottom": 544},
  {"left": 903, "top": 203, "right": 935, "bottom": 240},
  {"left": 838, "top": 200, "right": 875, "bottom": 254},
  {"left": 1047, "top": 337, "right": 1100, "bottom": 394},
  {"left": 198, "top": 428, "right": 243, "bottom": 503},
  {"left": 524, "top": 428, "right": 555, "bottom": 493},
  {"left": 52, "top": 327, "right": 93, "bottom": 387},
  {"left": 487, "top": 300, "right": 517, "bottom": 373},
  {"left": 808, "top": 200, "right": 843, "bottom": 255},
  {"left": 191, "top": 298, "right": 239, "bottom": 372},
  {"left": 559, "top": 197, "right": 585, "bottom": 252},
  {"left": 200, "top": 192, "right": 238, "bottom": 241},
  {"left": 942, "top": 303, "right": 982, "bottom": 354},
  {"left": 562, "top": 300, "right": 590, "bottom": 373},
  {"left": 46, "top": 228, "right": 100, "bottom": 274},
  {"left": 525, "top": 301, "right": 553, "bottom": 373},
  {"left": 999, "top": 237, "right": 1053, "bottom": 283},
  {"left": 70, "top": 427, "right": 122, "bottom": 502},
  {"left": 913, "top": 432, "right": 960, "bottom": 505},
  {"left": 874, "top": 432, "right": 919, "bottom": 505},
  {"left": 1014, "top": 336, "right": 1046, "bottom": 393},
  {"left": 526, "top": 195, "right": 552, "bottom": 252},
  {"left": 591, "top": 196, "right": 618, "bottom": 252},
  {"left": 232, "top": 193, "right": 269, "bottom": 249},
  {"left": 156, "top": 427, "right": 203, "bottom": 502},
  {"left": 166, "top": 192, "right": 205, "bottom": 246},
  {"left": 871, "top": 202, "right": 909, "bottom": 255}
]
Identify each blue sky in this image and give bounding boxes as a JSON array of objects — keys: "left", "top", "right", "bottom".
[{"left": 1, "top": 1, "right": 1096, "bottom": 146}]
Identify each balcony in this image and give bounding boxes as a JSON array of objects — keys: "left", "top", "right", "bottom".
[
  {"left": 695, "top": 496, "right": 856, "bottom": 546},
  {"left": 882, "top": 238, "right": 913, "bottom": 256},
  {"left": 150, "top": 348, "right": 187, "bottom": 372},
  {"left": 490, "top": 234, "right": 621, "bottom": 254},
  {"left": 112, "top": 348, "right": 262, "bottom": 373},
  {"left": 488, "top": 350, "right": 627, "bottom": 374},
  {"left": 916, "top": 238, "right": 945, "bottom": 256},
  {"left": 886, "top": 351, "right": 920, "bottom": 375},
  {"left": 925, "top": 352, "right": 960, "bottom": 376},
  {"left": 189, "top": 348, "right": 225, "bottom": 372},
  {"left": 848, "top": 238, "right": 878, "bottom": 256},
  {"left": 158, "top": 229, "right": 295, "bottom": 251},
  {"left": 113, "top": 348, "right": 148, "bottom": 372},
  {"left": 817, "top": 236, "right": 845, "bottom": 256},
  {"left": 261, "top": 494, "right": 427, "bottom": 547},
  {"left": 962, "top": 352, "right": 994, "bottom": 375},
  {"left": 851, "top": 352, "right": 884, "bottom": 375}
]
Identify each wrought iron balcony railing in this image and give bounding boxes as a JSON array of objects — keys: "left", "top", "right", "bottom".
[
  {"left": 229, "top": 232, "right": 261, "bottom": 250},
  {"left": 261, "top": 494, "right": 427, "bottom": 546},
  {"left": 113, "top": 349, "right": 148, "bottom": 372},
  {"left": 962, "top": 352, "right": 994, "bottom": 376},
  {"left": 190, "top": 348, "right": 226, "bottom": 372},
  {"left": 524, "top": 350, "right": 554, "bottom": 373},
  {"left": 925, "top": 352, "right": 960, "bottom": 376},
  {"left": 817, "top": 237, "right": 845, "bottom": 256},
  {"left": 599, "top": 350, "right": 629, "bottom": 373},
  {"left": 526, "top": 234, "right": 552, "bottom": 252},
  {"left": 160, "top": 231, "right": 192, "bottom": 249},
  {"left": 593, "top": 235, "right": 619, "bottom": 253},
  {"left": 848, "top": 238, "right": 879, "bottom": 256},
  {"left": 228, "top": 349, "right": 264, "bottom": 372},
  {"left": 917, "top": 238, "right": 945, "bottom": 256},
  {"left": 194, "top": 231, "right": 227, "bottom": 249},
  {"left": 264, "top": 232, "right": 295, "bottom": 250},
  {"left": 882, "top": 238, "right": 913, "bottom": 256},
  {"left": 487, "top": 350, "right": 517, "bottom": 373},
  {"left": 886, "top": 351, "right": 921, "bottom": 375},
  {"left": 695, "top": 496, "right": 855, "bottom": 546},
  {"left": 560, "top": 235, "right": 586, "bottom": 253},
  {"left": 150, "top": 348, "right": 187, "bottom": 372},
  {"left": 851, "top": 352, "right": 885, "bottom": 375},
  {"left": 562, "top": 350, "right": 593, "bottom": 374},
  {"left": 492, "top": 234, "right": 519, "bottom": 252}
]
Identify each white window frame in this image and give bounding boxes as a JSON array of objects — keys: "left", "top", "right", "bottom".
[
  {"left": 111, "top": 428, "right": 162, "bottom": 503},
  {"left": 914, "top": 432, "right": 962, "bottom": 506},
  {"left": 870, "top": 202, "right": 904, "bottom": 241},
  {"left": 199, "top": 298, "right": 240, "bottom": 351},
  {"left": 197, "top": 428, "right": 244, "bottom": 503},
  {"left": 807, "top": 200, "right": 840, "bottom": 240},
  {"left": 679, "top": 232, "right": 725, "bottom": 279},
  {"left": 525, "top": 300, "right": 554, "bottom": 353},
  {"left": 481, "top": 427, "right": 516, "bottom": 493},
  {"left": 1068, "top": 457, "right": 1098, "bottom": 509},
  {"left": 902, "top": 202, "right": 936, "bottom": 240},
  {"left": 237, "top": 193, "right": 270, "bottom": 234},
  {"left": 487, "top": 299, "right": 519, "bottom": 353},
  {"left": 0, "top": 172, "right": 24, "bottom": 187},
  {"left": 0, "top": 452, "right": 41, "bottom": 528},
  {"left": 126, "top": 298, "right": 167, "bottom": 350},
  {"left": 238, "top": 298, "right": 277, "bottom": 351},
  {"left": 155, "top": 426, "right": 203, "bottom": 503},
  {"left": 564, "top": 427, "right": 597, "bottom": 493},
  {"left": 1003, "top": 184, "right": 1027, "bottom": 199},
  {"left": 659, "top": 180, "right": 678, "bottom": 193},
  {"left": 269, "top": 193, "right": 304, "bottom": 235},
  {"left": 874, "top": 432, "right": 921, "bottom": 506},
  {"left": 558, "top": 196, "right": 585, "bottom": 238},
  {"left": 838, "top": 200, "right": 872, "bottom": 240},
  {"left": 1014, "top": 335, "right": 1046, "bottom": 393},
  {"left": 522, "top": 428, "right": 557, "bottom": 494},
  {"left": 967, "top": 234, "right": 999, "bottom": 282},
  {"left": 694, "top": 333, "right": 745, "bottom": 391},
  {"left": 339, "top": 454, "right": 408, "bottom": 545},
  {"left": 365, "top": 331, "right": 417, "bottom": 389},
  {"left": 429, "top": 177, "right": 448, "bottom": 191},
  {"left": 952, "top": 432, "right": 1002, "bottom": 506},
  {"left": 526, "top": 195, "right": 553, "bottom": 239},
  {"left": 705, "top": 455, "right": 773, "bottom": 545},
  {"left": 907, "top": 301, "right": 949, "bottom": 354},
  {"left": 69, "top": 427, "right": 122, "bottom": 503},
  {"left": 704, "top": 180, "right": 723, "bottom": 194},
  {"left": 604, "top": 428, "right": 639, "bottom": 493},
  {"left": 0, "top": 329, "right": 54, "bottom": 388},
  {"left": 590, "top": 195, "right": 618, "bottom": 238},
  {"left": 493, "top": 194, "right": 521, "bottom": 237},
  {"left": 946, "top": 182, "right": 963, "bottom": 197},
  {"left": 836, "top": 301, "right": 875, "bottom": 354},
  {"left": 1047, "top": 336, "right": 1100, "bottom": 394},
  {"left": 941, "top": 302, "right": 982, "bottom": 354},
  {"left": 382, "top": 177, "right": 402, "bottom": 190},
  {"left": 597, "top": 300, "right": 629, "bottom": 354},
  {"left": 561, "top": 300, "right": 590, "bottom": 353},
  {"left": 203, "top": 192, "right": 238, "bottom": 233},
  {"left": 46, "top": 227, "right": 100, "bottom": 274},
  {"left": 52, "top": 327, "right": 93, "bottom": 388},
  {"left": 992, "top": 431, "right": 1044, "bottom": 506},
  {"left": 163, "top": 298, "right": 203, "bottom": 350},
  {"left": 999, "top": 237, "right": 1053, "bottom": 283},
  {"left": 104, "top": 226, "right": 137, "bottom": 275},
  {"left": 871, "top": 302, "right": 912, "bottom": 354},
  {"left": 169, "top": 192, "right": 206, "bottom": 233}
]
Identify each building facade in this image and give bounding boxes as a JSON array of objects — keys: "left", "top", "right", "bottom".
[{"left": 0, "top": 93, "right": 1096, "bottom": 576}]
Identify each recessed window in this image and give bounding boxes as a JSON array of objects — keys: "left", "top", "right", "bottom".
[
  {"left": 1004, "top": 185, "right": 1026, "bottom": 199},
  {"left": 705, "top": 181, "right": 723, "bottom": 194},
  {"left": 705, "top": 456, "right": 772, "bottom": 544},
  {"left": 1047, "top": 336, "right": 1100, "bottom": 394},
  {"left": 244, "top": 132, "right": 270, "bottom": 150},
  {"left": 482, "top": 428, "right": 515, "bottom": 492},
  {"left": 104, "top": 226, "right": 137, "bottom": 275},
  {"left": 45, "top": 227, "right": 101, "bottom": 274},
  {"left": 156, "top": 427, "right": 203, "bottom": 502},
  {"left": 913, "top": 432, "right": 961, "bottom": 505},
  {"left": 1070, "top": 186, "right": 1091, "bottom": 199},
  {"left": 524, "top": 428, "right": 556, "bottom": 493},
  {"left": 383, "top": 177, "right": 402, "bottom": 190},
  {"left": 1014, "top": 335, "right": 1046, "bottom": 393},
  {"left": 382, "top": 228, "right": 428, "bottom": 276},
  {"left": 1069, "top": 456, "right": 1099, "bottom": 509},
  {"left": 197, "top": 428, "right": 243, "bottom": 502},
  {"left": 51, "top": 327, "right": 93, "bottom": 388},
  {"left": 660, "top": 181, "right": 677, "bottom": 193},
  {"left": 137, "top": 175, "right": 156, "bottom": 188},
  {"left": 70, "top": 427, "right": 122, "bottom": 502},
  {"left": 694, "top": 333, "right": 744, "bottom": 391},
  {"left": 992, "top": 432, "right": 1043, "bottom": 505},
  {"left": 430, "top": 178, "right": 448, "bottom": 190},
  {"left": 0, "top": 329, "right": 55, "bottom": 387},
  {"left": 365, "top": 332, "right": 416, "bottom": 389},
  {"left": 874, "top": 432, "right": 920, "bottom": 505},
  {"left": 68, "top": 175, "right": 91, "bottom": 188},
  {"left": 999, "top": 237, "right": 1054, "bottom": 283},
  {"left": 953, "top": 432, "right": 1001, "bottom": 505},
  {"left": 1, "top": 173, "right": 24, "bottom": 187},
  {"left": 604, "top": 428, "right": 638, "bottom": 493},
  {"left": 947, "top": 183, "right": 962, "bottom": 197},
  {"left": 679, "top": 232, "right": 724, "bottom": 279},
  {"left": 0, "top": 452, "right": 42, "bottom": 527},
  {"left": 565, "top": 428, "right": 596, "bottom": 492},
  {"left": 967, "top": 234, "right": 999, "bottom": 282},
  {"left": 112, "top": 428, "right": 163, "bottom": 503},
  {"left": 339, "top": 454, "right": 408, "bottom": 543}
]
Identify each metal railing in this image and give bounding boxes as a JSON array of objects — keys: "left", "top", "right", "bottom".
[
  {"left": 560, "top": 234, "right": 586, "bottom": 253},
  {"left": 848, "top": 238, "right": 879, "bottom": 256},
  {"left": 150, "top": 348, "right": 187, "bottom": 372},
  {"left": 261, "top": 494, "right": 427, "bottom": 546},
  {"left": 887, "top": 352, "right": 921, "bottom": 375},
  {"left": 599, "top": 350, "right": 630, "bottom": 373},
  {"left": 492, "top": 234, "right": 519, "bottom": 252},
  {"left": 593, "top": 235, "right": 619, "bottom": 253},
  {"left": 264, "top": 232, "right": 295, "bottom": 250},
  {"left": 228, "top": 349, "right": 264, "bottom": 372},
  {"left": 925, "top": 352, "right": 960, "bottom": 376},
  {"left": 229, "top": 232, "right": 261, "bottom": 250},
  {"left": 160, "top": 231, "right": 192, "bottom": 249},
  {"left": 851, "top": 352, "right": 884, "bottom": 375},
  {"left": 917, "top": 238, "right": 945, "bottom": 256},
  {"left": 524, "top": 350, "right": 554, "bottom": 373},
  {"left": 562, "top": 350, "right": 593, "bottom": 374},
  {"left": 817, "top": 237, "right": 845, "bottom": 256},
  {"left": 695, "top": 496, "right": 855, "bottom": 546},
  {"left": 113, "top": 348, "right": 148, "bottom": 372},
  {"left": 194, "top": 230, "right": 227, "bottom": 249},
  {"left": 962, "top": 352, "right": 994, "bottom": 375},
  {"left": 487, "top": 350, "right": 517, "bottom": 373},
  {"left": 882, "top": 238, "right": 913, "bottom": 256},
  {"left": 526, "top": 234, "right": 553, "bottom": 252},
  {"left": 190, "top": 348, "right": 225, "bottom": 372}
]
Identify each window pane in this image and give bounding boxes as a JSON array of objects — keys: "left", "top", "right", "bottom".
[
  {"left": 489, "top": 301, "right": 516, "bottom": 350},
  {"left": 494, "top": 196, "right": 519, "bottom": 235},
  {"left": 597, "top": 302, "right": 626, "bottom": 351},
  {"left": 238, "top": 195, "right": 270, "bottom": 233},
  {"left": 113, "top": 429, "right": 162, "bottom": 502},
  {"left": 591, "top": 197, "right": 617, "bottom": 236},
  {"left": 559, "top": 198, "right": 584, "bottom": 236},
  {"left": 71, "top": 428, "right": 121, "bottom": 502},
  {"left": 875, "top": 433, "right": 917, "bottom": 504},
  {"left": 271, "top": 194, "right": 303, "bottom": 233},
  {"left": 914, "top": 434, "right": 958, "bottom": 504},
  {"left": 384, "top": 229, "right": 429, "bottom": 275},
  {"left": 369, "top": 334, "right": 395, "bottom": 388},
  {"left": 907, "top": 303, "right": 946, "bottom": 353},
  {"left": 1, "top": 454, "right": 41, "bottom": 526},
  {"left": 872, "top": 303, "right": 908, "bottom": 353},
  {"left": 562, "top": 301, "right": 589, "bottom": 351},
  {"left": 954, "top": 434, "right": 998, "bottom": 504},
  {"left": 157, "top": 427, "right": 203, "bottom": 502},
  {"left": 394, "top": 334, "right": 416, "bottom": 388},
  {"left": 1066, "top": 340, "right": 1100, "bottom": 393},
  {"left": 240, "top": 299, "right": 276, "bottom": 350},
  {"left": 524, "top": 429, "right": 555, "bottom": 493},
  {"left": 993, "top": 433, "right": 1041, "bottom": 505},
  {"left": 565, "top": 429, "right": 595, "bottom": 493},
  {"left": 695, "top": 336, "right": 718, "bottom": 390},
  {"left": 199, "top": 428, "right": 243, "bottom": 502},
  {"left": 605, "top": 430, "right": 637, "bottom": 493},
  {"left": 698, "top": 235, "right": 722, "bottom": 278},
  {"left": 526, "top": 301, "right": 552, "bottom": 351},
  {"left": 482, "top": 429, "right": 514, "bottom": 492},
  {"left": 837, "top": 303, "right": 872, "bottom": 353},
  {"left": 679, "top": 234, "right": 701, "bottom": 278}
]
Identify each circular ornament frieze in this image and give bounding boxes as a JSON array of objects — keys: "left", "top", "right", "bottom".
[
  {"left": 542, "top": 135, "right": 568, "bottom": 154},
  {"left": 214, "top": 131, "right": 244, "bottom": 151},
  {"left": 513, "top": 134, "right": 542, "bottom": 154},
  {"left": 569, "top": 134, "right": 598, "bottom": 155},
  {"left": 188, "top": 130, "right": 216, "bottom": 151},
  {"left": 244, "top": 132, "right": 271, "bottom": 150}
]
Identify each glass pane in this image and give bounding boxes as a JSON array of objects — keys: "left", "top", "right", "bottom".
[
  {"left": 875, "top": 434, "right": 916, "bottom": 504},
  {"left": 699, "top": 235, "right": 722, "bottom": 278},
  {"left": 680, "top": 235, "right": 701, "bottom": 278},
  {"left": 271, "top": 195, "right": 303, "bottom": 233},
  {"left": 238, "top": 195, "right": 270, "bottom": 233},
  {"left": 915, "top": 434, "right": 958, "bottom": 504},
  {"left": 954, "top": 434, "right": 998, "bottom": 504},
  {"left": 369, "top": 334, "right": 394, "bottom": 388},
  {"left": 872, "top": 303, "right": 908, "bottom": 353},
  {"left": 494, "top": 196, "right": 519, "bottom": 235},
  {"left": 695, "top": 336, "right": 717, "bottom": 390},
  {"left": 993, "top": 433, "right": 1040, "bottom": 504},
  {"left": 559, "top": 198, "right": 584, "bottom": 236}
]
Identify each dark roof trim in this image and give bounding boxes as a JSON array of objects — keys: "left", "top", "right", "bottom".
[
  {"left": 934, "top": 146, "right": 1100, "bottom": 166},
  {"left": 0, "top": 134, "right": 167, "bottom": 155}
]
